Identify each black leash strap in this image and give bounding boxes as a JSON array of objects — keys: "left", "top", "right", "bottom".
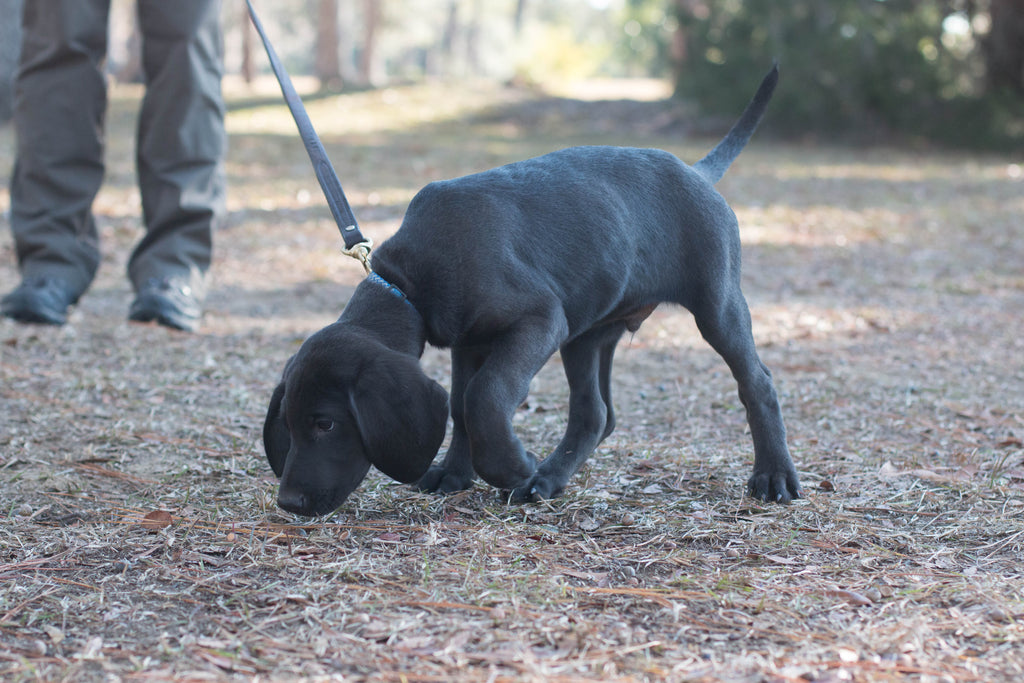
[{"left": 244, "top": 0, "right": 372, "bottom": 273}]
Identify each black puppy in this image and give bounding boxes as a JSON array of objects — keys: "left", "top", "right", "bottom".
[{"left": 264, "top": 65, "right": 801, "bottom": 517}]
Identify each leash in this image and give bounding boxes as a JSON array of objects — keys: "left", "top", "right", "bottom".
[{"left": 244, "top": 0, "right": 372, "bottom": 274}]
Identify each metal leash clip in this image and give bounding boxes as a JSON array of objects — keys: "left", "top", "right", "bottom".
[{"left": 341, "top": 234, "right": 373, "bottom": 274}]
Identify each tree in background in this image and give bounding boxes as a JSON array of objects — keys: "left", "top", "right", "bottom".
[
  {"left": 666, "top": 0, "right": 1022, "bottom": 147},
  {"left": 984, "top": 0, "right": 1024, "bottom": 94},
  {"left": 315, "top": 0, "right": 343, "bottom": 88},
  {"left": 358, "top": 0, "right": 382, "bottom": 86},
  {"left": 612, "top": 0, "right": 677, "bottom": 77}
]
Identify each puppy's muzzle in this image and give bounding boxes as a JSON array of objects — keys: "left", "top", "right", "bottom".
[{"left": 277, "top": 486, "right": 336, "bottom": 516}]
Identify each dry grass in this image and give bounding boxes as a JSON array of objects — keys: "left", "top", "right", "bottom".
[{"left": 2, "top": 80, "right": 1023, "bottom": 682}]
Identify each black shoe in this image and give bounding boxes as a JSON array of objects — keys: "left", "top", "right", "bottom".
[
  {"left": 128, "top": 277, "right": 202, "bottom": 332},
  {"left": 1, "top": 276, "right": 79, "bottom": 325}
]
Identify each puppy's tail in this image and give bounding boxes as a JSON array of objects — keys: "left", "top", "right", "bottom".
[{"left": 692, "top": 63, "right": 778, "bottom": 185}]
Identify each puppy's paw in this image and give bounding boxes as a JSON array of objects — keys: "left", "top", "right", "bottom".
[
  {"left": 747, "top": 468, "right": 802, "bottom": 505},
  {"left": 504, "top": 458, "right": 566, "bottom": 504},
  {"left": 417, "top": 466, "right": 474, "bottom": 494}
]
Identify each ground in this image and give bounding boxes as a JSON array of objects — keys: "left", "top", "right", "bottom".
[{"left": 1, "top": 79, "right": 1022, "bottom": 682}]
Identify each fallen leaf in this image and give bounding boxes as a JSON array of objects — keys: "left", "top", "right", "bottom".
[
  {"left": 877, "top": 463, "right": 973, "bottom": 484},
  {"left": 139, "top": 510, "right": 173, "bottom": 531},
  {"left": 828, "top": 588, "right": 874, "bottom": 606}
]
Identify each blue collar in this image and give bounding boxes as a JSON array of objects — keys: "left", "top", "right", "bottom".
[{"left": 367, "top": 271, "right": 418, "bottom": 312}]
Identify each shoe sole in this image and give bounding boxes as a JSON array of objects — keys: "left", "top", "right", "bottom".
[
  {"left": 128, "top": 300, "right": 199, "bottom": 332},
  {"left": 1, "top": 305, "right": 67, "bottom": 325}
]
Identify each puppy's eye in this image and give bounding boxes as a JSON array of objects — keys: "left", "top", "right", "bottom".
[{"left": 315, "top": 419, "right": 335, "bottom": 433}]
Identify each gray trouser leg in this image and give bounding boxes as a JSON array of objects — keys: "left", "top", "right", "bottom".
[
  {"left": 9, "top": 0, "right": 111, "bottom": 298},
  {"left": 129, "top": 0, "right": 226, "bottom": 299}
]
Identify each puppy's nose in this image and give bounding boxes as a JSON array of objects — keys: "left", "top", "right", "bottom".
[{"left": 277, "top": 488, "right": 309, "bottom": 515}]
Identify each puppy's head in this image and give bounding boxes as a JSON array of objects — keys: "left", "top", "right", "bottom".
[{"left": 263, "top": 322, "right": 448, "bottom": 516}]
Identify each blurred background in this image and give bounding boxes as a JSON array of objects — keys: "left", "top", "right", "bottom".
[{"left": 1, "top": 0, "right": 1021, "bottom": 148}]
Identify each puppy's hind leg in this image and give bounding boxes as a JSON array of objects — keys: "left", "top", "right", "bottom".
[
  {"left": 417, "top": 347, "right": 482, "bottom": 494},
  {"left": 692, "top": 289, "right": 801, "bottom": 503},
  {"left": 510, "top": 322, "right": 627, "bottom": 502}
]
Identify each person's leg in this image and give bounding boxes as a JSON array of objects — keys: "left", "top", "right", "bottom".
[
  {"left": 2, "top": 0, "right": 111, "bottom": 324},
  {"left": 128, "top": 0, "right": 225, "bottom": 331}
]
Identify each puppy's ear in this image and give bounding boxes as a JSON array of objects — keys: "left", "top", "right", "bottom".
[
  {"left": 262, "top": 381, "right": 290, "bottom": 477},
  {"left": 351, "top": 353, "right": 448, "bottom": 483}
]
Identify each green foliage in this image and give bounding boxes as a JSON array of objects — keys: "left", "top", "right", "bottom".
[
  {"left": 610, "top": 0, "right": 679, "bottom": 77},
  {"left": 671, "top": 0, "right": 1022, "bottom": 148},
  {"left": 516, "top": 23, "right": 615, "bottom": 83}
]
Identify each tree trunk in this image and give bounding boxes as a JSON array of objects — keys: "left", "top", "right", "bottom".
[
  {"left": 984, "top": 0, "right": 1024, "bottom": 93},
  {"left": 433, "top": 1, "right": 459, "bottom": 77},
  {"left": 465, "top": 0, "right": 482, "bottom": 75},
  {"left": 316, "top": 0, "right": 342, "bottom": 89},
  {"left": 358, "top": 0, "right": 381, "bottom": 86},
  {"left": 512, "top": 0, "right": 527, "bottom": 37},
  {"left": 241, "top": 0, "right": 255, "bottom": 84},
  {"left": 669, "top": 0, "right": 694, "bottom": 94}
]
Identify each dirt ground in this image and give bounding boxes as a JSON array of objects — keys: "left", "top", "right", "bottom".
[{"left": 1, "top": 81, "right": 1023, "bottom": 682}]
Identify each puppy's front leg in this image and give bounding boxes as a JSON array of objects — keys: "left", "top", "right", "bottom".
[
  {"left": 463, "top": 317, "right": 567, "bottom": 491},
  {"left": 510, "top": 321, "right": 628, "bottom": 502},
  {"left": 417, "top": 347, "right": 481, "bottom": 493}
]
